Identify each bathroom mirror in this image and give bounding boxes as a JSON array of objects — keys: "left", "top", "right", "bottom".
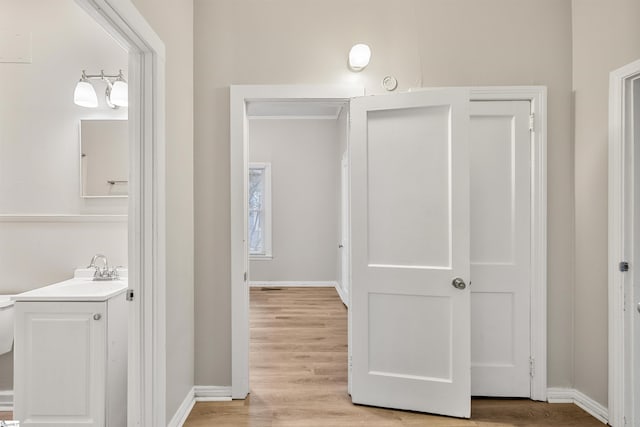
[{"left": 80, "top": 119, "right": 128, "bottom": 198}]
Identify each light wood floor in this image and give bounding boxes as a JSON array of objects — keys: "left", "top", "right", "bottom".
[{"left": 184, "top": 287, "right": 603, "bottom": 427}]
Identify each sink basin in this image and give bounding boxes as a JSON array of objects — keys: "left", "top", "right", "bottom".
[{"left": 12, "top": 277, "right": 127, "bottom": 302}]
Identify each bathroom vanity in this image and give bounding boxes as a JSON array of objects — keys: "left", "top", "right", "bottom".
[{"left": 12, "top": 272, "right": 127, "bottom": 427}]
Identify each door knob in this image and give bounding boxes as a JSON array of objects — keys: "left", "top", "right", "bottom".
[
  {"left": 451, "top": 278, "right": 466, "bottom": 290},
  {"left": 637, "top": 302, "right": 640, "bottom": 314},
  {"left": 338, "top": 244, "right": 344, "bottom": 248}
]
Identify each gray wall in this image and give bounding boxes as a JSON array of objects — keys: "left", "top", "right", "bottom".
[
  {"left": 572, "top": 0, "right": 640, "bottom": 407},
  {"left": 248, "top": 119, "right": 340, "bottom": 282},
  {"left": 194, "top": 0, "right": 574, "bottom": 389},
  {"left": 129, "top": 0, "right": 195, "bottom": 420}
]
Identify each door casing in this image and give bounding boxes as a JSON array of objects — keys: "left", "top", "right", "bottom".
[
  {"left": 608, "top": 58, "right": 640, "bottom": 427},
  {"left": 229, "top": 85, "right": 547, "bottom": 403},
  {"left": 230, "top": 85, "right": 365, "bottom": 398},
  {"left": 74, "top": 1, "right": 167, "bottom": 425}
]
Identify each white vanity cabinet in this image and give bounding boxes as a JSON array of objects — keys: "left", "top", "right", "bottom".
[{"left": 13, "top": 280, "right": 127, "bottom": 427}]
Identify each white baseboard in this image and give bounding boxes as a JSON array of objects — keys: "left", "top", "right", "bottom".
[
  {"left": 249, "top": 281, "right": 337, "bottom": 288},
  {"left": 547, "top": 388, "right": 608, "bottom": 424},
  {"left": 167, "top": 386, "right": 232, "bottom": 427},
  {"left": 0, "top": 390, "right": 13, "bottom": 411},
  {"left": 194, "top": 385, "right": 232, "bottom": 402},
  {"left": 334, "top": 282, "right": 349, "bottom": 307},
  {"left": 167, "top": 388, "right": 195, "bottom": 427}
]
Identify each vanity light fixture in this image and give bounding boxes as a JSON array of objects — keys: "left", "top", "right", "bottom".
[
  {"left": 348, "top": 43, "right": 371, "bottom": 72},
  {"left": 73, "top": 73, "right": 98, "bottom": 108},
  {"left": 73, "top": 70, "right": 128, "bottom": 109}
]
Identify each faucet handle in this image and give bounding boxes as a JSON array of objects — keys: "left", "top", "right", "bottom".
[{"left": 110, "top": 266, "right": 124, "bottom": 279}]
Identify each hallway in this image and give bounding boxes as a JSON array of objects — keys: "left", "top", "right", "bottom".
[{"left": 184, "top": 287, "right": 601, "bottom": 426}]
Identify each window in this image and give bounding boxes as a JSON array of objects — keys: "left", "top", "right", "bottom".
[{"left": 248, "top": 162, "right": 272, "bottom": 258}]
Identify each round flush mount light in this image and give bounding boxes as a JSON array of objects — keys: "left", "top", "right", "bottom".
[{"left": 348, "top": 43, "right": 371, "bottom": 72}]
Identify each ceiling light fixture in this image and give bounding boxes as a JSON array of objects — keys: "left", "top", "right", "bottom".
[
  {"left": 74, "top": 70, "right": 128, "bottom": 109},
  {"left": 348, "top": 43, "right": 371, "bottom": 72}
]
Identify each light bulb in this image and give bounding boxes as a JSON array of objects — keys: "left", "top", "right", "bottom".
[
  {"left": 74, "top": 80, "right": 98, "bottom": 108},
  {"left": 110, "top": 80, "right": 128, "bottom": 107},
  {"left": 348, "top": 43, "right": 371, "bottom": 72}
]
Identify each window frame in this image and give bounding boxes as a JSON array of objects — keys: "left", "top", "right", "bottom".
[{"left": 248, "top": 162, "right": 272, "bottom": 260}]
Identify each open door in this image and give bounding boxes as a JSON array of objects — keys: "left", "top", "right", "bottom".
[{"left": 349, "top": 89, "right": 471, "bottom": 418}]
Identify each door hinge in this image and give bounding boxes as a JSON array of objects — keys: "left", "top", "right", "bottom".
[
  {"left": 349, "top": 355, "right": 353, "bottom": 370},
  {"left": 529, "top": 357, "right": 535, "bottom": 377},
  {"left": 244, "top": 272, "right": 248, "bottom": 282},
  {"left": 619, "top": 261, "right": 629, "bottom": 272},
  {"left": 126, "top": 289, "right": 134, "bottom": 301},
  {"left": 529, "top": 114, "right": 535, "bottom": 131}
]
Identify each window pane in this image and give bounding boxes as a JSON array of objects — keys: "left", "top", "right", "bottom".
[{"left": 249, "top": 168, "right": 265, "bottom": 254}]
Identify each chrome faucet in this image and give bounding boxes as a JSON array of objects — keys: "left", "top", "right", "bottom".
[{"left": 87, "top": 254, "right": 120, "bottom": 281}]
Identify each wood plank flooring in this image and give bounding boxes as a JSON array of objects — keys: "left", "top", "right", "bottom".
[{"left": 184, "top": 287, "right": 603, "bottom": 427}]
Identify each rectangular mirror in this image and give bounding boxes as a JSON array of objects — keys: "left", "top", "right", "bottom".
[{"left": 80, "top": 119, "right": 128, "bottom": 198}]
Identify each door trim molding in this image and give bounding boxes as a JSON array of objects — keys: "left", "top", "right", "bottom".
[
  {"left": 74, "top": 1, "right": 167, "bottom": 425},
  {"left": 469, "top": 86, "right": 547, "bottom": 401},
  {"left": 230, "top": 85, "right": 365, "bottom": 398},
  {"left": 608, "top": 58, "right": 640, "bottom": 427}
]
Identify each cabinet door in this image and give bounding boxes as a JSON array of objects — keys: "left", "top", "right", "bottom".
[{"left": 14, "top": 301, "right": 106, "bottom": 427}]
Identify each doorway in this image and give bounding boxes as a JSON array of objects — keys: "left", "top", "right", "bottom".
[
  {"left": 231, "top": 85, "right": 547, "bottom": 416},
  {"left": 608, "top": 58, "right": 640, "bottom": 427},
  {"left": 2, "top": 0, "right": 167, "bottom": 421},
  {"left": 246, "top": 103, "right": 347, "bottom": 288},
  {"left": 70, "top": 1, "right": 167, "bottom": 425}
]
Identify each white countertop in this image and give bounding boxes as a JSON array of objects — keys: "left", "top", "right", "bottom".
[{"left": 13, "top": 271, "right": 128, "bottom": 302}]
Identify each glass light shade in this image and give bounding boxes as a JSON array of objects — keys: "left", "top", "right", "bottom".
[
  {"left": 74, "top": 80, "right": 98, "bottom": 108},
  {"left": 348, "top": 43, "right": 371, "bottom": 71},
  {"left": 110, "top": 80, "right": 128, "bottom": 107}
]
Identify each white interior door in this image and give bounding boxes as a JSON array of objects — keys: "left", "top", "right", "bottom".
[
  {"left": 350, "top": 89, "right": 471, "bottom": 418},
  {"left": 470, "top": 100, "right": 532, "bottom": 397}
]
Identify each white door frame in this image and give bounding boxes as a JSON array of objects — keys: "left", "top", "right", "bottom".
[
  {"left": 230, "top": 85, "right": 365, "bottom": 398},
  {"left": 74, "top": 1, "right": 167, "bottom": 425},
  {"left": 608, "top": 58, "right": 640, "bottom": 427},
  {"left": 230, "top": 85, "right": 547, "bottom": 403}
]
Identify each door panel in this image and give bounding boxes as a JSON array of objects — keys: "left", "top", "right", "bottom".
[
  {"left": 470, "top": 100, "right": 531, "bottom": 397},
  {"left": 350, "top": 89, "right": 470, "bottom": 418},
  {"left": 367, "top": 106, "right": 451, "bottom": 268}
]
